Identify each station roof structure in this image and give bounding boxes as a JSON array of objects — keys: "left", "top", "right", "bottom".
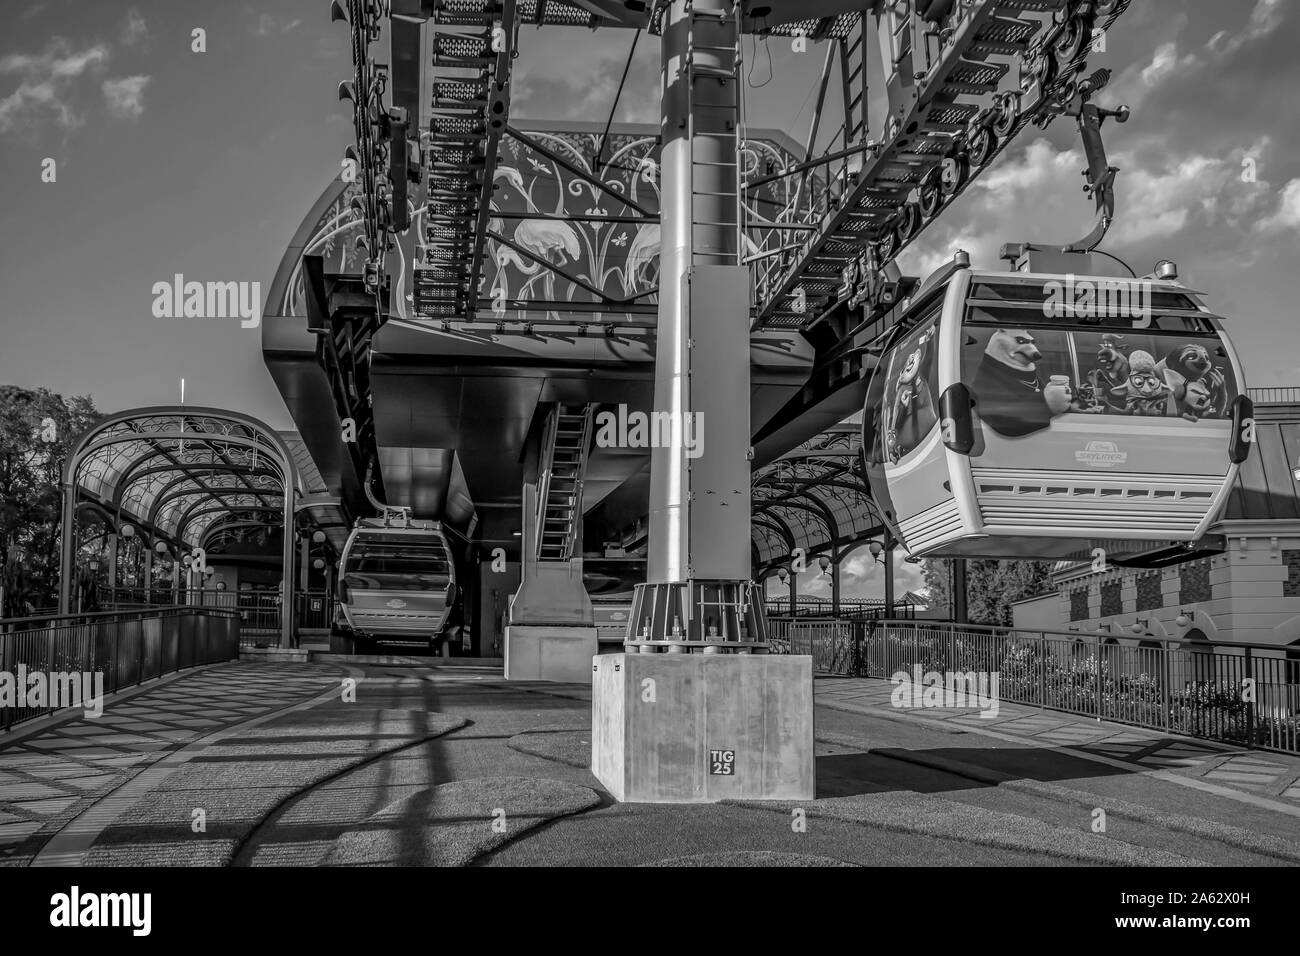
[
  {"left": 751, "top": 421, "right": 885, "bottom": 572},
  {"left": 64, "top": 408, "right": 350, "bottom": 556}
]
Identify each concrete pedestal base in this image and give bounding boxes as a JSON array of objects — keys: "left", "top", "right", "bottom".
[
  {"left": 592, "top": 653, "right": 815, "bottom": 803},
  {"left": 504, "top": 626, "right": 599, "bottom": 683}
]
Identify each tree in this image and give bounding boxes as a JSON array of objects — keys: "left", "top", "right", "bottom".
[
  {"left": 921, "top": 556, "right": 1054, "bottom": 625},
  {"left": 0, "top": 385, "right": 101, "bottom": 616}
]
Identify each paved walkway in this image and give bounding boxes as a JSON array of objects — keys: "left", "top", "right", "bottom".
[
  {"left": 817, "top": 678, "right": 1300, "bottom": 805},
  {"left": 5, "top": 662, "right": 1300, "bottom": 867},
  {"left": 0, "top": 662, "right": 347, "bottom": 862}
]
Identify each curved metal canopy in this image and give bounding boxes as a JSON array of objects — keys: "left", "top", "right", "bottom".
[
  {"left": 751, "top": 421, "right": 885, "bottom": 571},
  {"left": 56, "top": 407, "right": 340, "bottom": 645},
  {"left": 63, "top": 409, "right": 306, "bottom": 549}
]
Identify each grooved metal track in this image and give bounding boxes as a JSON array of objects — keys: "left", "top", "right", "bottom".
[{"left": 753, "top": 0, "right": 1132, "bottom": 330}]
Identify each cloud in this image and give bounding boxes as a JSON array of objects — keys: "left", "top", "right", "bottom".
[
  {"left": 1257, "top": 178, "right": 1300, "bottom": 233},
  {"left": 0, "top": 39, "right": 109, "bottom": 134},
  {"left": 254, "top": 14, "right": 303, "bottom": 37},
  {"left": 896, "top": 131, "right": 1288, "bottom": 279},
  {"left": 509, "top": 35, "right": 661, "bottom": 126},
  {"left": 102, "top": 75, "right": 150, "bottom": 120},
  {"left": 121, "top": 8, "right": 148, "bottom": 47}
]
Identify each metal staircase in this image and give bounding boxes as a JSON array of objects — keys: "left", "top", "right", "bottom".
[
  {"left": 414, "top": 0, "right": 518, "bottom": 319},
  {"left": 535, "top": 404, "right": 594, "bottom": 561},
  {"left": 752, "top": 0, "right": 1132, "bottom": 330}
]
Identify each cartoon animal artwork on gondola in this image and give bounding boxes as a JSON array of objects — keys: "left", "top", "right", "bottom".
[
  {"left": 971, "top": 328, "right": 1094, "bottom": 437},
  {"left": 1086, "top": 334, "right": 1133, "bottom": 413},
  {"left": 883, "top": 326, "right": 936, "bottom": 463},
  {"left": 1159, "top": 342, "right": 1228, "bottom": 422},
  {"left": 1110, "top": 349, "right": 1173, "bottom": 416}
]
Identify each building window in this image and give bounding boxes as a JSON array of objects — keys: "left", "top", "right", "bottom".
[
  {"left": 1136, "top": 573, "right": 1162, "bottom": 612},
  {"left": 1100, "top": 580, "right": 1121, "bottom": 617},
  {"left": 1285, "top": 550, "right": 1300, "bottom": 597},
  {"left": 1179, "top": 561, "right": 1211, "bottom": 604},
  {"left": 1069, "top": 588, "right": 1089, "bottom": 622}
]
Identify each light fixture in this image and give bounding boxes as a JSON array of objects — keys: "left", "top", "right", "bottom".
[
  {"left": 155, "top": 541, "right": 169, "bottom": 554},
  {"left": 511, "top": 531, "right": 521, "bottom": 537},
  {"left": 215, "top": 581, "right": 227, "bottom": 591},
  {"left": 817, "top": 555, "right": 831, "bottom": 574},
  {"left": 1130, "top": 618, "right": 1149, "bottom": 635},
  {"left": 120, "top": 524, "right": 135, "bottom": 538},
  {"left": 312, "top": 530, "right": 326, "bottom": 544},
  {"left": 1175, "top": 608, "right": 1193, "bottom": 628},
  {"left": 777, "top": 567, "right": 789, "bottom": 583},
  {"left": 338, "top": 80, "right": 356, "bottom": 103},
  {"left": 1154, "top": 259, "right": 1178, "bottom": 280},
  {"left": 312, "top": 558, "right": 325, "bottom": 570},
  {"left": 330, "top": 0, "right": 348, "bottom": 23}
]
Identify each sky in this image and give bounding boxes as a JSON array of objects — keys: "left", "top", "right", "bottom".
[{"left": 1, "top": 0, "right": 1298, "bottom": 601}]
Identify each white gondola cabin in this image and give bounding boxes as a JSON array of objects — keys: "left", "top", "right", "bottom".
[
  {"left": 337, "top": 518, "right": 456, "bottom": 642},
  {"left": 862, "top": 258, "right": 1254, "bottom": 565}
]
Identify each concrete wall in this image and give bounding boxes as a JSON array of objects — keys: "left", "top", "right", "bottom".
[
  {"left": 476, "top": 557, "right": 520, "bottom": 657},
  {"left": 1011, "top": 593, "right": 1060, "bottom": 631}
]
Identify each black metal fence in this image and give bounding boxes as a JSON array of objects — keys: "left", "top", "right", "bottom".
[
  {"left": 769, "top": 619, "right": 1300, "bottom": 755},
  {"left": 764, "top": 599, "right": 917, "bottom": 621},
  {"left": 95, "top": 586, "right": 333, "bottom": 646},
  {"left": 0, "top": 606, "right": 239, "bottom": 732}
]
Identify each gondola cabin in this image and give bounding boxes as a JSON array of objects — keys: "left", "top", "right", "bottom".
[
  {"left": 337, "top": 517, "right": 456, "bottom": 642},
  {"left": 862, "top": 257, "right": 1254, "bottom": 565}
]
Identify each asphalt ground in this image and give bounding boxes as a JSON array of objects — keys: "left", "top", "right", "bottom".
[{"left": 7, "top": 661, "right": 1300, "bottom": 867}]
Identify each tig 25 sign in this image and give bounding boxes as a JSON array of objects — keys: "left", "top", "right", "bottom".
[{"left": 709, "top": 749, "right": 735, "bottom": 775}]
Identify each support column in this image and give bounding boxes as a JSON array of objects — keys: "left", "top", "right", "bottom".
[
  {"left": 624, "top": 0, "right": 763, "bottom": 651},
  {"left": 106, "top": 533, "right": 118, "bottom": 607},
  {"left": 952, "top": 558, "right": 969, "bottom": 624},
  {"left": 58, "top": 481, "right": 76, "bottom": 614},
  {"left": 884, "top": 540, "right": 896, "bottom": 617},
  {"left": 788, "top": 569, "right": 797, "bottom": 616},
  {"left": 594, "top": 0, "right": 813, "bottom": 803},
  {"left": 831, "top": 554, "right": 841, "bottom": 617}
]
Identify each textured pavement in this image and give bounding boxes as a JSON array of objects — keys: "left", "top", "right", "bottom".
[
  {"left": 4, "top": 661, "right": 1300, "bottom": 867},
  {"left": 0, "top": 662, "right": 347, "bottom": 864},
  {"left": 816, "top": 677, "right": 1300, "bottom": 805}
]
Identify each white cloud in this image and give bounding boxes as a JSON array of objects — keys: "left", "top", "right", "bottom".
[
  {"left": 896, "top": 133, "right": 1285, "bottom": 276},
  {"left": 121, "top": 8, "right": 148, "bottom": 47},
  {"left": 102, "top": 75, "right": 150, "bottom": 120},
  {"left": 254, "top": 14, "right": 303, "bottom": 37},
  {"left": 0, "top": 39, "right": 109, "bottom": 134},
  {"left": 1257, "top": 178, "right": 1300, "bottom": 233}
]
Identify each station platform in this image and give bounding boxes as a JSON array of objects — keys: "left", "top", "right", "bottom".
[{"left": 3, "top": 660, "right": 1300, "bottom": 867}]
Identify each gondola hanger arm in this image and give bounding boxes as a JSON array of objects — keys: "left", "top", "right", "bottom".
[{"left": 1061, "top": 71, "right": 1130, "bottom": 253}]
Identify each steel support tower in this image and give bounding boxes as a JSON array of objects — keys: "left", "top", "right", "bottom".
[{"left": 624, "top": 0, "right": 767, "bottom": 652}]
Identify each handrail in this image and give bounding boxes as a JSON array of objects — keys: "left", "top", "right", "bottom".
[
  {"left": 838, "top": 618, "right": 1299, "bottom": 655},
  {"left": 0, "top": 605, "right": 238, "bottom": 629}
]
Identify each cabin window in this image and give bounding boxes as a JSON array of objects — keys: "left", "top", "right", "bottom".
[{"left": 878, "top": 311, "right": 941, "bottom": 464}]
